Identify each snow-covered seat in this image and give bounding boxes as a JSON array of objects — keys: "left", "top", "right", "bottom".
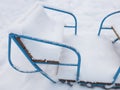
[{"left": 58, "top": 32, "right": 120, "bottom": 84}]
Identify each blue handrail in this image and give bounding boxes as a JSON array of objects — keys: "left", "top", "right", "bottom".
[
  {"left": 43, "top": 6, "right": 78, "bottom": 35},
  {"left": 98, "top": 11, "right": 120, "bottom": 36},
  {"left": 8, "top": 33, "right": 81, "bottom": 83},
  {"left": 112, "top": 67, "right": 120, "bottom": 84},
  {"left": 112, "top": 38, "right": 119, "bottom": 44}
]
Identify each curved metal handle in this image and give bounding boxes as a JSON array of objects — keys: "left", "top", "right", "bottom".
[
  {"left": 43, "top": 6, "right": 78, "bottom": 35},
  {"left": 98, "top": 11, "right": 120, "bottom": 36}
]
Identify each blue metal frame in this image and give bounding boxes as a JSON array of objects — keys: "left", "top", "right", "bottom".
[
  {"left": 43, "top": 6, "right": 78, "bottom": 35},
  {"left": 112, "top": 67, "right": 120, "bottom": 84},
  {"left": 8, "top": 33, "right": 81, "bottom": 83},
  {"left": 112, "top": 38, "right": 119, "bottom": 44},
  {"left": 98, "top": 11, "right": 120, "bottom": 36}
]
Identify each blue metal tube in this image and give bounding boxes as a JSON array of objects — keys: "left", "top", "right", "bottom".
[
  {"left": 9, "top": 33, "right": 81, "bottom": 82},
  {"left": 98, "top": 11, "right": 120, "bottom": 36},
  {"left": 43, "top": 6, "right": 77, "bottom": 35},
  {"left": 101, "top": 27, "right": 112, "bottom": 30},
  {"left": 112, "top": 38, "right": 119, "bottom": 44},
  {"left": 35, "top": 62, "right": 77, "bottom": 66},
  {"left": 112, "top": 67, "right": 120, "bottom": 84},
  {"left": 64, "top": 25, "right": 75, "bottom": 28}
]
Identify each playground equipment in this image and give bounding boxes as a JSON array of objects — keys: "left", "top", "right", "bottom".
[
  {"left": 8, "top": 33, "right": 120, "bottom": 89},
  {"left": 8, "top": 6, "right": 120, "bottom": 89},
  {"left": 8, "top": 5, "right": 80, "bottom": 83},
  {"left": 98, "top": 10, "right": 120, "bottom": 43}
]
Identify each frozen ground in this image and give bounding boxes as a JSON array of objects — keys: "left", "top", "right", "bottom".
[{"left": 0, "top": 0, "right": 120, "bottom": 90}]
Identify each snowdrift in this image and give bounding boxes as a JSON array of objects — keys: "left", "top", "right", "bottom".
[{"left": 9, "top": 2, "right": 64, "bottom": 60}]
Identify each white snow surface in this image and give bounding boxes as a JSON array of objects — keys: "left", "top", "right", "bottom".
[
  {"left": 9, "top": 2, "right": 64, "bottom": 60},
  {"left": 0, "top": 0, "right": 120, "bottom": 90}
]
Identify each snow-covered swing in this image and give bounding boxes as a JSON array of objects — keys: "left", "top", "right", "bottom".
[{"left": 8, "top": 2, "right": 120, "bottom": 89}]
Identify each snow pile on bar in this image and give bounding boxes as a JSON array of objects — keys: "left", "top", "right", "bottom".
[{"left": 9, "top": 2, "right": 64, "bottom": 60}]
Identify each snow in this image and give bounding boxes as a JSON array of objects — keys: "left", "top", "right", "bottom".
[
  {"left": 58, "top": 33, "right": 120, "bottom": 82},
  {"left": 9, "top": 2, "right": 64, "bottom": 60},
  {"left": 112, "top": 22, "right": 120, "bottom": 36},
  {"left": 0, "top": 0, "right": 120, "bottom": 90}
]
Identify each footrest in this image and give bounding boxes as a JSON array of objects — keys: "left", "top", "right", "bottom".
[
  {"left": 59, "top": 79, "right": 76, "bottom": 86},
  {"left": 59, "top": 79, "right": 76, "bottom": 83},
  {"left": 79, "top": 81, "right": 120, "bottom": 89},
  {"left": 59, "top": 79, "right": 120, "bottom": 89},
  {"left": 32, "top": 59, "right": 59, "bottom": 64}
]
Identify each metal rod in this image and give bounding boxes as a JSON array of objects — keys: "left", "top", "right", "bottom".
[
  {"left": 112, "top": 67, "right": 120, "bottom": 84},
  {"left": 43, "top": 6, "right": 77, "bottom": 35},
  {"left": 64, "top": 25, "right": 75, "bottom": 28},
  {"left": 111, "top": 26, "right": 120, "bottom": 39},
  {"left": 98, "top": 11, "right": 120, "bottom": 36},
  {"left": 34, "top": 62, "right": 77, "bottom": 66},
  {"left": 101, "top": 27, "right": 112, "bottom": 30},
  {"left": 112, "top": 38, "right": 119, "bottom": 44}
]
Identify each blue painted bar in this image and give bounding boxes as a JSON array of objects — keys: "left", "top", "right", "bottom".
[
  {"left": 35, "top": 62, "right": 77, "bottom": 66},
  {"left": 101, "top": 27, "right": 112, "bottom": 30},
  {"left": 112, "top": 38, "right": 119, "bottom": 44},
  {"left": 112, "top": 67, "right": 120, "bottom": 84},
  {"left": 98, "top": 11, "right": 120, "bottom": 36},
  {"left": 64, "top": 25, "right": 75, "bottom": 28},
  {"left": 43, "top": 6, "right": 77, "bottom": 35},
  {"left": 8, "top": 33, "right": 81, "bottom": 82}
]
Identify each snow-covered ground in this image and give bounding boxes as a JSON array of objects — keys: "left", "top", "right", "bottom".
[{"left": 0, "top": 0, "right": 120, "bottom": 90}]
